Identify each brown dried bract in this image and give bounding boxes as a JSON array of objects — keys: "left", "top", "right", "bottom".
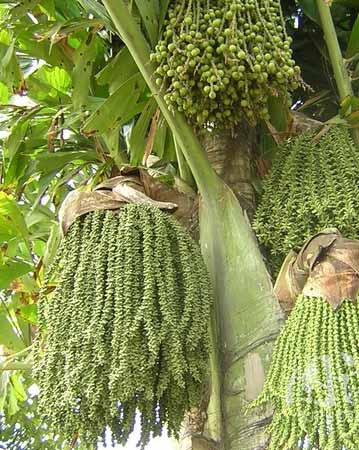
[
  {"left": 59, "top": 175, "right": 178, "bottom": 234},
  {"left": 274, "top": 229, "right": 359, "bottom": 311}
]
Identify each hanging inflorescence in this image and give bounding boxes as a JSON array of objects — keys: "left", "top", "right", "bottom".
[
  {"left": 33, "top": 204, "right": 212, "bottom": 449},
  {"left": 151, "top": 0, "right": 300, "bottom": 129},
  {"left": 254, "top": 126, "right": 359, "bottom": 274},
  {"left": 255, "top": 295, "right": 359, "bottom": 450}
]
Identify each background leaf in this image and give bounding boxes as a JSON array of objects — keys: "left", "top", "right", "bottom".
[
  {"left": 297, "top": 0, "right": 320, "bottom": 23},
  {"left": 0, "top": 305, "right": 26, "bottom": 352},
  {"left": 134, "top": 0, "right": 159, "bottom": 47},
  {"left": 129, "top": 97, "right": 157, "bottom": 165},
  {"left": 72, "top": 33, "right": 97, "bottom": 111},
  {"left": 0, "top": 194, "right": 29, "bottom": 248},
  {"left": 82, "top": 74, "right": 146, "bottom": 134},
  {"left": 0, "top": 260, "right": 33, "bottom": 290},
  {"left": 346, "top": 14, "right": 359, "bottom": 57}
]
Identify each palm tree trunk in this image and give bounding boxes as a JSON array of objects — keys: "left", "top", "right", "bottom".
[
  {"left": 177, "top": 128, "right": 283, "bottom": 450},
  {"left": 200, "top": 124, "right": 256, "bottom": 215}
]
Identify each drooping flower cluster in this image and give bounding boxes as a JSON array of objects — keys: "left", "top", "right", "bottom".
[
  {"left": 33, "top": 204, "right": 212, "bottom": 449},
  {"left": 255, "top": 295, "right": 359, "bottom": 450},
  {"left": 254, "top": 126, "right": 359, "bottom": 273}
]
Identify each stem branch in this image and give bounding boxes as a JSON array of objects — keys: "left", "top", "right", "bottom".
[
  {"left": 316, "top": 0, "right": 359, "bottom": 141},
  {"left": 316, "top": 0, "right": 353, "bottom": 100}
]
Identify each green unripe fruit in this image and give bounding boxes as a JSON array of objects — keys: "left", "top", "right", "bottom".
[
  {"left": 225, "top": 10, "right": 234, "bottom": 20},
  {"left": 286, "top": 67, "right": 294, "bottom": 77},
  {"left": 268, "top": 62, "right": 276, "bottom": 73}
]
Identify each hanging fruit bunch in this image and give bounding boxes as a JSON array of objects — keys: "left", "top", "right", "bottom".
[
  {"left": 254, "top": 125, "right": 359, "bottom": 274},
  {"left": 33, "top": 200, "right": 212, "bottom": 449},
  {"left": 151, "top": 0, "right": 301, "bottom": 129},
  {"left": 254, "top": 232, "right": 359, "bottom": 450},
  {"left": 256, "top": 295, "right": 359, "bottom": 450}
]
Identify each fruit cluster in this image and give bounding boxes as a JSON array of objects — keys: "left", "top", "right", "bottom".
[
  {"left": 151, "top": 0, "right": 300, "bottom": 128},
  {"left": 255, "top": 295, "right": 359, "bottom": 450},
  {"left": 254, "top": 126, "right": 359, "bottom": 274},
  {"left": 33, "top": 204, "right": 212, "bottom": 449}
]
